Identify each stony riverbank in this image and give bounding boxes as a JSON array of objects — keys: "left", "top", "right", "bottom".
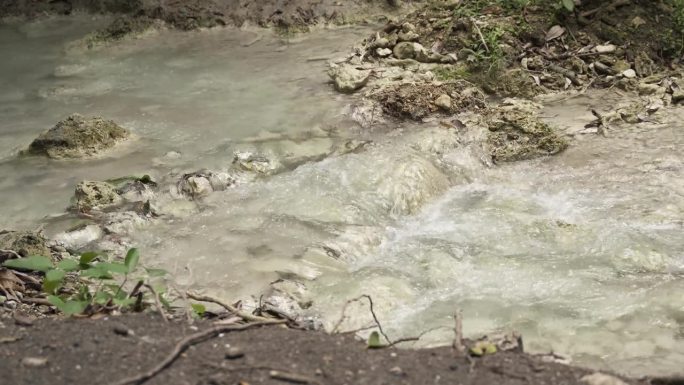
[{"left": 1, "top": 0, "right": 684, "bottom": 383}]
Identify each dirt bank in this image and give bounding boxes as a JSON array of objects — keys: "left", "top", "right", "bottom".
[
  {"left": 0, "top": 313, "right": 652, "bottom": 385},
  {"left": 0, "top": 0, "right": 408, "bottom": 29}
]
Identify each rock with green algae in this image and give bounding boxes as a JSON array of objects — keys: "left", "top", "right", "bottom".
[
  {"left": 486, "top": 107, "right": 568, "bottom": 163},
  {"left": 0, "top": 231, "right": 51, "bottom": 258},
  {"left": 73, "top": 181, "right": 124, "bottom": 212},
  {"left": 26, "top": 114, "right": 129, "bottom": 159}
]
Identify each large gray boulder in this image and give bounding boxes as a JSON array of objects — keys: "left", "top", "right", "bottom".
[{"left": 26, "top": 114, "right": 130, "bottom": 158}]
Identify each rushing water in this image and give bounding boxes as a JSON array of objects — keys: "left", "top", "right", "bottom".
[{"left": 1, "top": 16, "right": 683, "bottom": 377}]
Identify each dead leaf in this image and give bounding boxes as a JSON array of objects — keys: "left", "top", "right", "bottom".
[
  {"left": 545, "top": 25, "right": 565, "bottom": 41},
  {"left": 630, "top": 16, "right": 646, "bottom": 28},
  {"left": 0, "top": 268, "right": 25, "bottom": 294}
]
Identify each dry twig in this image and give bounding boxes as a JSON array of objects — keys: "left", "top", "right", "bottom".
[
  {"left": 144, "top": 284, "right": 168, "bottom": 323},
  {"left": 186, "top": 291, "right": 275, "bottom": 323}
]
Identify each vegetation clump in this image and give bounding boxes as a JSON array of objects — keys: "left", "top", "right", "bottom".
[
  {"left": 486, "top": 107, "right": 568, "bottom": 162},
  {"left": 1, "top": 248, "right": 169, "bottom": 317}
]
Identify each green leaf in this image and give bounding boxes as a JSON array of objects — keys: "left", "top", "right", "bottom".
[
  {"left": 61, "top": 300, "right": 88, "bottom": 315},
  {"left": 144, "top": 267, "right": 168, "bottom": 277},
  {"left": 79, "top": 251, "right": 100, "bottom": 266},
  {"left": 48, "top": 296, "right": 87, "bottom": 315},
  {"left": 57, "top": 259, "right": 80, "bottom": 272},
  {"left": 159, "top": 293, "right": 172, "bottom": 310},
  {"left": 3, "top": 255, "right": 53, "bottom": 272},
  {"left": 124, "top": 248, "right": 140, "bottom": 273},
  {"left": 98, "top": 262, "right": 129, "bottom": 275},
  {"left": 94, "top": 291, "right": 113, "bottom": 305},
  {"left": 113, "top": 297, "right": 136, "bottom": 307},
  {"left": 47, "top": 295, "right": 65, "bottom": 307},
  {"left": 0, "top": 295, "right": 6, "bottom": 304},
  {"left": 81, "top": 265, "right": 113, "bottom": 280},
  {"left": 561, "top": 0, "right": 574, "bottom": 11},
  {"left": 367, "top": 331, "right": 383, "bottom": 349},
  {"left": 43, "top": 269, "right": 66, "bottom": 294},
  {"left": 191, "top": 303, "right": 206, "bottom": 316}
]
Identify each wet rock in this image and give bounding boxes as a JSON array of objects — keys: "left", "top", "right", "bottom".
[
  {"left": 103, "top": 211, "right": 148, "bottom": 235},
  {"left": 376, "top": 47, "right": 392, "bottom": 57},
  {"left": 178, "top": 174, "right": 214, "bottom": 199},
  {"left": 611, "top": 60, "right": 631, "bottom": 73},
  {"left": 434, "top": 94, "right": 452, "bottom": 111},
  {"left": 53, "top": 224, "right": 103, "bottom": 251},
  {"left": 671, "top": 90, "right": 684, "bottom": 104},
  {"left": 486, "top": 107, "right": 568, "bottom": 162},
  {"left": 580, "top": 373, "right": 629, "bottom": 385},
  {"left": 26, "top": 114, "right": 129, "bottom": 159},
  {"left": 233, "top": 151, "right": 281, "bottom": 175},
  {"left": 0, "top": 231, "right": 51, "bottom": 258},
  {"left": 379, "top": 155, "right": 450, "bottom": 215},
  {"left": 327, "top": 63, "right": 370, "bottom": 94},
  {"left": 637, "top": 82, "right": 662, "bottom": 95},
  {"left": 268, "top": 279, "right": 313, "bottom": 312},
  {"left": 393, "top": 41, "right": 423, "bottom": 60},
  {"left": 373, "top": 37, "right": 390, "bottom": 49},
  {"left": 177, "top": 170, "right": 236, "bottom": 199},
  {"left": 397, "top": 30, "right": 419, "bottom": 42},
  {"left": 74, "top": 181, "right": 123, "bottom": 212}
]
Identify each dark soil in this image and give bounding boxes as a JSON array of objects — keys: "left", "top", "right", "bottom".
[
  {"left": 0, "top": 313, "right": 649, "bottom": 385},
  {"left": 360, "top": 0, "right": 682, "bottom": 97},
  {"left": 0, "top": 0, "right": 407, "bottom": 29}
]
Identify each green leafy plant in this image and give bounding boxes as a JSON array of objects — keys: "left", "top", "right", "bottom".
[
  {"left": 561, "top": 0, "right": 574, "bottom": 12},
  {"left": 2, "top": 248, "right": 168, "bottom": 316}
]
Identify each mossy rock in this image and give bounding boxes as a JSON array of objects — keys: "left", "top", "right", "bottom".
[
  {"left": 73, "top": 181, "right": 124, "bottom": 212},
  {"left": 487, "top": 109, "right": 568, "bottom": 163},
  {"left": 0, "top": 231, "right": 51, "bottom": 258},
  {"left": 26, "top": 114, "right": 129, "bottom": 159}
]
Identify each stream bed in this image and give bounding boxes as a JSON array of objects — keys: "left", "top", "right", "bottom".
[{"left": 1, "top": 16, "right": 683, "bottom": 377}]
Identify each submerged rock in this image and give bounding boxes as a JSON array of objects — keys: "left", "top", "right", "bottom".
[
  {"left": 26, "top": 114, "right": 129, "bottom": 159},
  {"left": 232, "top": 151, "right": 282, "bottom": 175},
  {"left": 177, "top": 170, "right": 237, "bottom": 199},
  {"left": 74, "top": 181, "right": 124, "bottom": 212},
  {"left": 328, "top": 63, "right": 370, "bottom": 94},
  {"left": 0, "top": 231, "right": 51, "bottom": 258},
  {"left": 486, "top": 106, "right": 568, "bottom": 163}
]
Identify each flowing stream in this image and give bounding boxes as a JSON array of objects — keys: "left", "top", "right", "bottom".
[{"left": 1, "top": 16, "right": 683, "bottom": 377}]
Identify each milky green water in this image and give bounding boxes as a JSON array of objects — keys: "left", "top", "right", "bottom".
[{"left": 1, "top": 16, "right": 682, "bottom": 377}]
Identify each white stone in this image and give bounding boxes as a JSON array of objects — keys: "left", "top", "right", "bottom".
[
  {"left": 621, "top": 69, "right": 637, "bottom": 78},
  {"left": 580, "top": 373, "right": 629, "bottom": 385}
]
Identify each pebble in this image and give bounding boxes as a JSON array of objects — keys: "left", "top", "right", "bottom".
[
  {"left": 112, "top": 324, "right": 134, "bottom": 337},
  {"left": 21, "top": 357, "right": 48, "bottom": 367},
  {"left": 389, "top": 366, "right": 405, "bottom": 376},
  {"left": 594, "top": 44, "right": 616, "bottom": 53},
  {"left": 621, "top": 69, "right": 637, "bottom": 79},
  {"left": 225, "top": 347, "right": 245, "bottom": 359},
  {"left": 434, "top": 94, "right": 452, "bottom": 110},
  {"left": 376, "top": 48, "right": 392, "bottom": 57}
]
